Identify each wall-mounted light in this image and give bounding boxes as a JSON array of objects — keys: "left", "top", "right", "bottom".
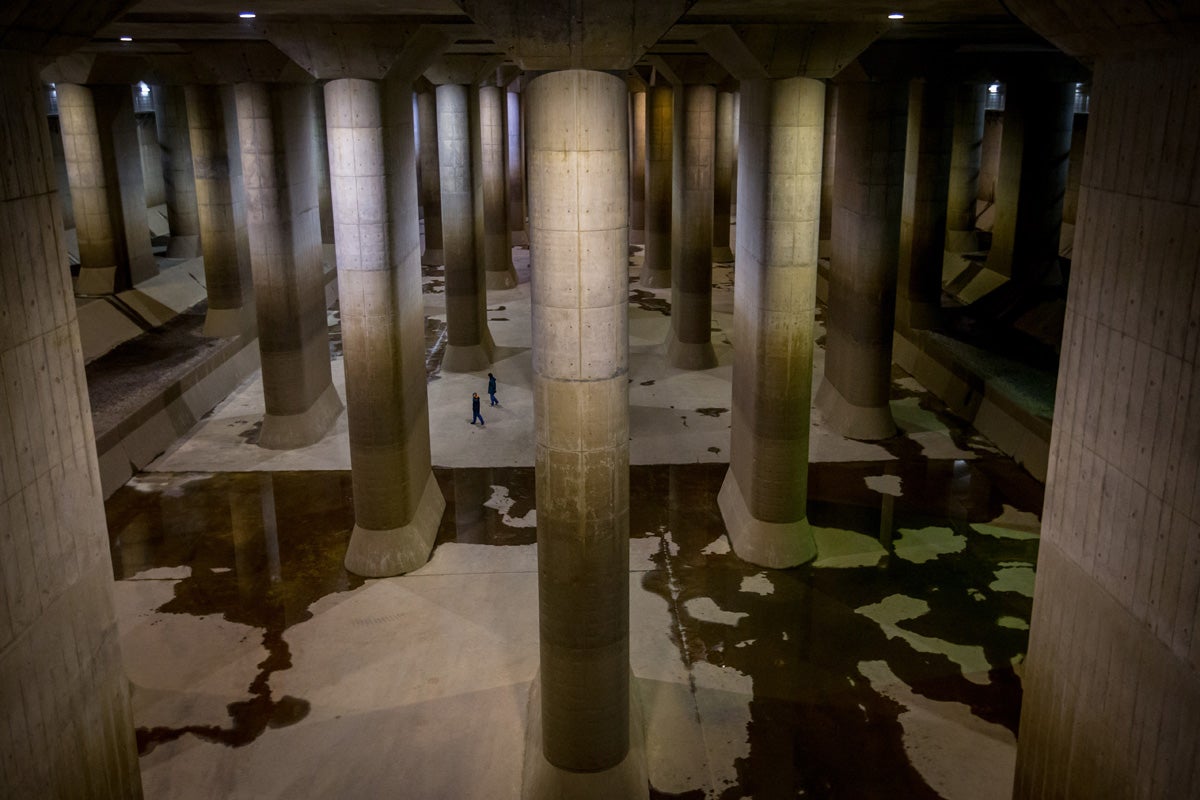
[
  {"left": 239, "top": 11, "right": 257, "bottom": 19},
  {"left": 888, "top": 13, "right": 904, "bottom": 20},
  {"left": 138, "top": 81, "right": 151, "bottom": 97},
  {"left": 988, "top": 83, "right": 1000, "bottom": 94},
  {"left": 119, "top": 36, "right": 133, "bottom": 42}
]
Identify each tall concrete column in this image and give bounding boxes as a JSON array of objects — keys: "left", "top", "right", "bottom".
[
  {"left": 137, "top": 105, "right": 166, "bottom": 208},
  {"left": 642, "top": 84, "right": 673, "bottom": 288},
  {"left": 818, "top": 83, "right": 838, "bottom": 258},
  {"left": 185, "top": 84, "right": 255, "bottom": 337},
  {"left": 712, "top": 88, "right": 735, "bottom": 263},
  {"left": 668, "top": 83, "right": 718, "bottom": 369},
  {"left": 416, "top": 88, "right": 444, "bottom": 265},
  {"left": 815, "top": 78, "right": 908, "bottom": 441},
  {"left": 324, "top": 76, "right": 445, "bottom": 576},
  {"left": 983, "top": 79, "right": 1074, "bottom": 285},
  {"left": 58, "top": 82, "right": 156, "bottom": 293},
  {"left": 312, "top": 85, "right": 335, "bottom": 246},
  {"left": 234, "top": 82, "right": 343, "bottom": 450},
  {"left": 730, "top": 90, "right": 739, "bottom": 222},
  {"left": 479, "top": 83, "right": 517, "bottom": 289},
  {"left": 507, "top": 89, "right": 527, "bottom": 247},
  {"left": 153, "top": 84, "right": 201, "bottom": 257},
  {"left": 0, "top": 51, "right": 142, "bottom": 799},
  {"left": 719, "top": 76, "right": 825, "bottom": 568},
  {"left": 527, "top": 68, "right": 637, "bottom": 793},
  {"left": 1002, "top": 40, "right": 1200, "bottom": 800},
  {"left": 629, "top": 86, "right": 647, "bottom": 246},
  {"left": 896, "top": 78, "right": 954, "bottom": 331},
  {"left": 436, "top": 82, "right": 494, "bottom": 371},
  {"left": 944, "top": 82, "right": 986, "bottom": 253}
]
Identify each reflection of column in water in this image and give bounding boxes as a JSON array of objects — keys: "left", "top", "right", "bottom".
[
  {"left": 259, "top": 474, "right": 281, "bottom": 584},
  {"left": 230, "top": 480, "right": 268, "bottom": 603},
  {"left": 879, "top": 492, "right": 896, "bottom": 559},
  {"left": 453, "top": 468, "right": 489, "bottom": 544}
]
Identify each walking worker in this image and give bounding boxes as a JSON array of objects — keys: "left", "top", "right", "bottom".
[
  {"left": 487, "top": 373, "right": 499, "bottom": 406},
  {"left": 471, "top": 392, "right": 485, "bottom": 426}
]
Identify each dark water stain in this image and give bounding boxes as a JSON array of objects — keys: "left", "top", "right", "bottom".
[
  {"left": 680, "top": 416, "right": 689, "bottom": 427},
  {"left": 237, "top": 421, "right": 262, "bottom": 445},
  {"left": 423, "top": 278, "right": 445, "bottom": 294},
  {"left": 707, "top": 446, "right": 721, "bottom": 454},
  {"left": 106, "top": 471, "right": 365, "bottom": 754},
  {"left": 491, "top": 305, "right": 507, "bottom": 311},
  {"left": 695, "top": 407, "right": 728, "bottom": 418},
  {"left": 640, "top": 380, "right": 656, "bottom": 386},
  {"left": 327, "top": 305, "right": 342, "bottom": 359},
  {"left": 629, "top": 288, "right": 671, "bottom": 315},
  {"left": 432, "top": 466, "right": 538, "bottom": 547},
  {"left": 490, "top": 317, "right": 509, "bottom": 321}
]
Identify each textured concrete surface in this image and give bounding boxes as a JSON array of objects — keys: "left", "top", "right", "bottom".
[{"left": 642, "top": 85, "right": 673, "bottom": 289}]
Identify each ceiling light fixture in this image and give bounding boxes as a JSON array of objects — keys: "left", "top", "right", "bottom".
[
  {"left": 119, "top": 36, "right": 133, "bottom": 42},
  {"left": 239, "top": 11, "right": 256, "bottom": 19},
  {"left": 888, "top": 13, "right": 904, "bottom": 20}
]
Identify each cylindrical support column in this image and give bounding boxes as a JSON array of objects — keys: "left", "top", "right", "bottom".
[
  {"left": 527, "top": 68, "right": 634, "bottom": 785},
  {"left": 506, "top": 89, "right": 527, "bottom": 247},
  {"left": 479, "top": 84, "right": 517, "bottom": 289},
  {"left": 719, "top": 76, "right": 825, "bottom": 569},
  {"left": 984, "top": 80, "right": 1074, "bottom": 284},
  {"left": 818, "top": 83, "right": 838, "bottom": 258},
  {"left": 668, "top": 84, "right": 718, "bottom": 370},
  {"left": 712, "top": 88, "right": 735, "bottom": 263},
  {"left": 234, "top": 82, "right": 343, "bottom": 450},
  {"left": 815, "top": 79, "right": 908, "bottom": 441},
  {"left": 642, "top": 85, "right": 673, "bottom": 288},
  {"left": 0, "top": 52, "right": 144, "bottom": 800},
  {"left": 154, "top": 84, "right": 201, "bottom": 258},
  {"left": 730, "top": 90, "right": 739, "bottom": 223},
  {"left": 324, "top": 76, "right": 445, "bottom": 577},
  {"left": 58, "top": 82, "right": 156, "bottom": 294},
  {"left": 437, "top": 83, "right": 495, "bottom": 371},
  {"left": 185, "top": 84, "right": 255, "bottom": 337},
  {"left": 944, "top": 82, "right": 986, "bottom": 253},
  {"left": 312, "top": 85, "right": 335, "bottom": 247},
  {"left": 629, "top": 87, "right": 647, "bottom": 246},
  {"left": 896, "top": 78, "right": 954, "bottom": 331},
  {"left": 417, "top": 89, "right": 444, "bottom": 265}
]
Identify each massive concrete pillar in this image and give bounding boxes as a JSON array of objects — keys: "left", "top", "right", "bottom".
[
  {"left": 944, "top": 82, "right": 986, "bottom": 253},
  {"left": 896, "top": 78, "right": 954, "bottom": 331},
  {"left": 818, "top": 83, "right": 838, "bottom": 258},
  {"left": 1000, "top": 6, "right": 1200, "bottom": 795},
  {"left": 642, "top": 84, "right": 673, "bottom": 288},
  {"left": 668, "top": 83, "right": 718, "bottom": 370},
  {"left": 526, "top": 68, "right": 637, "bottom": 793},
  {"left": 153, "top": 84, "right": 201, "bottom": 257},
  {"left": 234, "top": 82, "right": 343, "bottom": 450},
  {"left": 0, "top": 51, "right": 142, "bottom": 799},
  {"left": 719, "top": 76, "right": 824, "bottom": 568},
  {"left": 815, "top": 78, "right": 907, "bottom": 441},
  {"left": 629, "top": 86, "right": 647, "bottom": 246},
  {"left": 712, "top": 88, "right": 735, "bottom": 263},
  {"left": 436, "top": 82, "right": 495, "bottom": 371},
  {"left": 58, "top": 82, "right": 156, "bottom": 293},
  {"left": 416, "top": 88, "right": 444, "bottom": 265},
  {"left": 479, "top": 83, "right": 517, "bottom": 289},
  {"left": 137, "top": 103, "right": 166, "bottom": 209},
  {"left": 506, "top": 89, "right": 528, "bottom": 248},
  {"left": 312, "top": 86, "right": 335, "bottom": 246},
  {"left": 324, "top": 76, "right": 445, "bottom": 576},
  {"left": 983, "top": 79, "right": 1074, "bottom": 285},
  {"left": 185, "top": 84, "right": 255, "bottom": 337}
]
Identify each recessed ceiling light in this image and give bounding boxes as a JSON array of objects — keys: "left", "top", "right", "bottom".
[
  {"left": 119, "top": 36, "right": 133, "bottom": 42},
  {"left": 239, "top": 11, "right": 256, "bottom": 19},
  {"left": 888, "top": 13, "right": 904, "bottom": 20}
]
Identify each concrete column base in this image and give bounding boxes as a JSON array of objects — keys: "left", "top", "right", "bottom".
[
  {"left": 343, "top": 471, "right": 446, "bottom": 577},
  {"left": 630, "top": 228, "right": 645, "bottom": 246},
  {"left": 521, "top": 671, "right": 648, "bottom": 800},
  {"left": 486, "top": 266, "right": 519, "bottom": 290},
  {"left": 75, "top": 266, "right": 117, "bottom": 295},
  {"left": 202, "top": 305, "right": 255, "bottom": 339},
  {"left": 667, "top": 336, "right": 717, "bottom": 370},
  {"left": 814, "top": 377, "right": 897, "bottom": 441},
  {"left": 944, "top": 229, "right": 978, "bottom": 253},
  {"left": 258, "top": 382, "right": 344, "bottom": 450},
  {"left": 165, "top": 234, "right": 201, "bottom": 259},
  {"left": 718, "top": 469, "right": 816, "bottom": 568},
  {"left": 442, "top": 340, "right": 494, "bottom": 373},
  {"left": 641, "top": 269, "right": 671, "bottom": 288},
  {"left": 421, "top": 247, "right": 445, "bottom": 266},
  {"left": 712, "top": 245, "right": 734, "bottom": 264}
]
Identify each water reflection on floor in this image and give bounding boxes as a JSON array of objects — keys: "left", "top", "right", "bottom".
[{"left": 107, "top": 451, "right": 1041, "bottom": 798}]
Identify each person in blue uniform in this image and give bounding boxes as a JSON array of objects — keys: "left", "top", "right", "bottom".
[
  {"left": 487, "top": 373, "right": 498, "bottom": 406},
  {"left": 471, "top": 392, "right": 485, "bottom": 426}
]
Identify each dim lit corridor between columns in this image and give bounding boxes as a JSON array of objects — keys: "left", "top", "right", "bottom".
[{"left": 103, "top": 240, "right": 1043, "bottom": 799}]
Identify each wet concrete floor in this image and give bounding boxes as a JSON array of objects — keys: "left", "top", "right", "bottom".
[{"left": 107, "top": 441, "right": 1041, "bottom": 796}]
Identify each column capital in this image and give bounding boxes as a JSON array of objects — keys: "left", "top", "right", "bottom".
[
  {"left": 688, "top": 22, "right": 884, "bottom": 81},
  {"left": 267, "top": 20, "right": 452, "bottom": 82}
]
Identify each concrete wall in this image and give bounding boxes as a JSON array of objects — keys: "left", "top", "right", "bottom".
[
  {"left": 1015, "top": 49, "right": 1200, "bottom": 798},
  {"left": 0, "top": 52, "right": 142, "bottom": 799},
  {"left": 137, "top": 111, "right": 166, "bottom": 208}
]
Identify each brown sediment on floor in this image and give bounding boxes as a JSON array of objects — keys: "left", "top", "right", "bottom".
[{"left": 629, "top": 288, "right": 672, "bottom": 315}]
